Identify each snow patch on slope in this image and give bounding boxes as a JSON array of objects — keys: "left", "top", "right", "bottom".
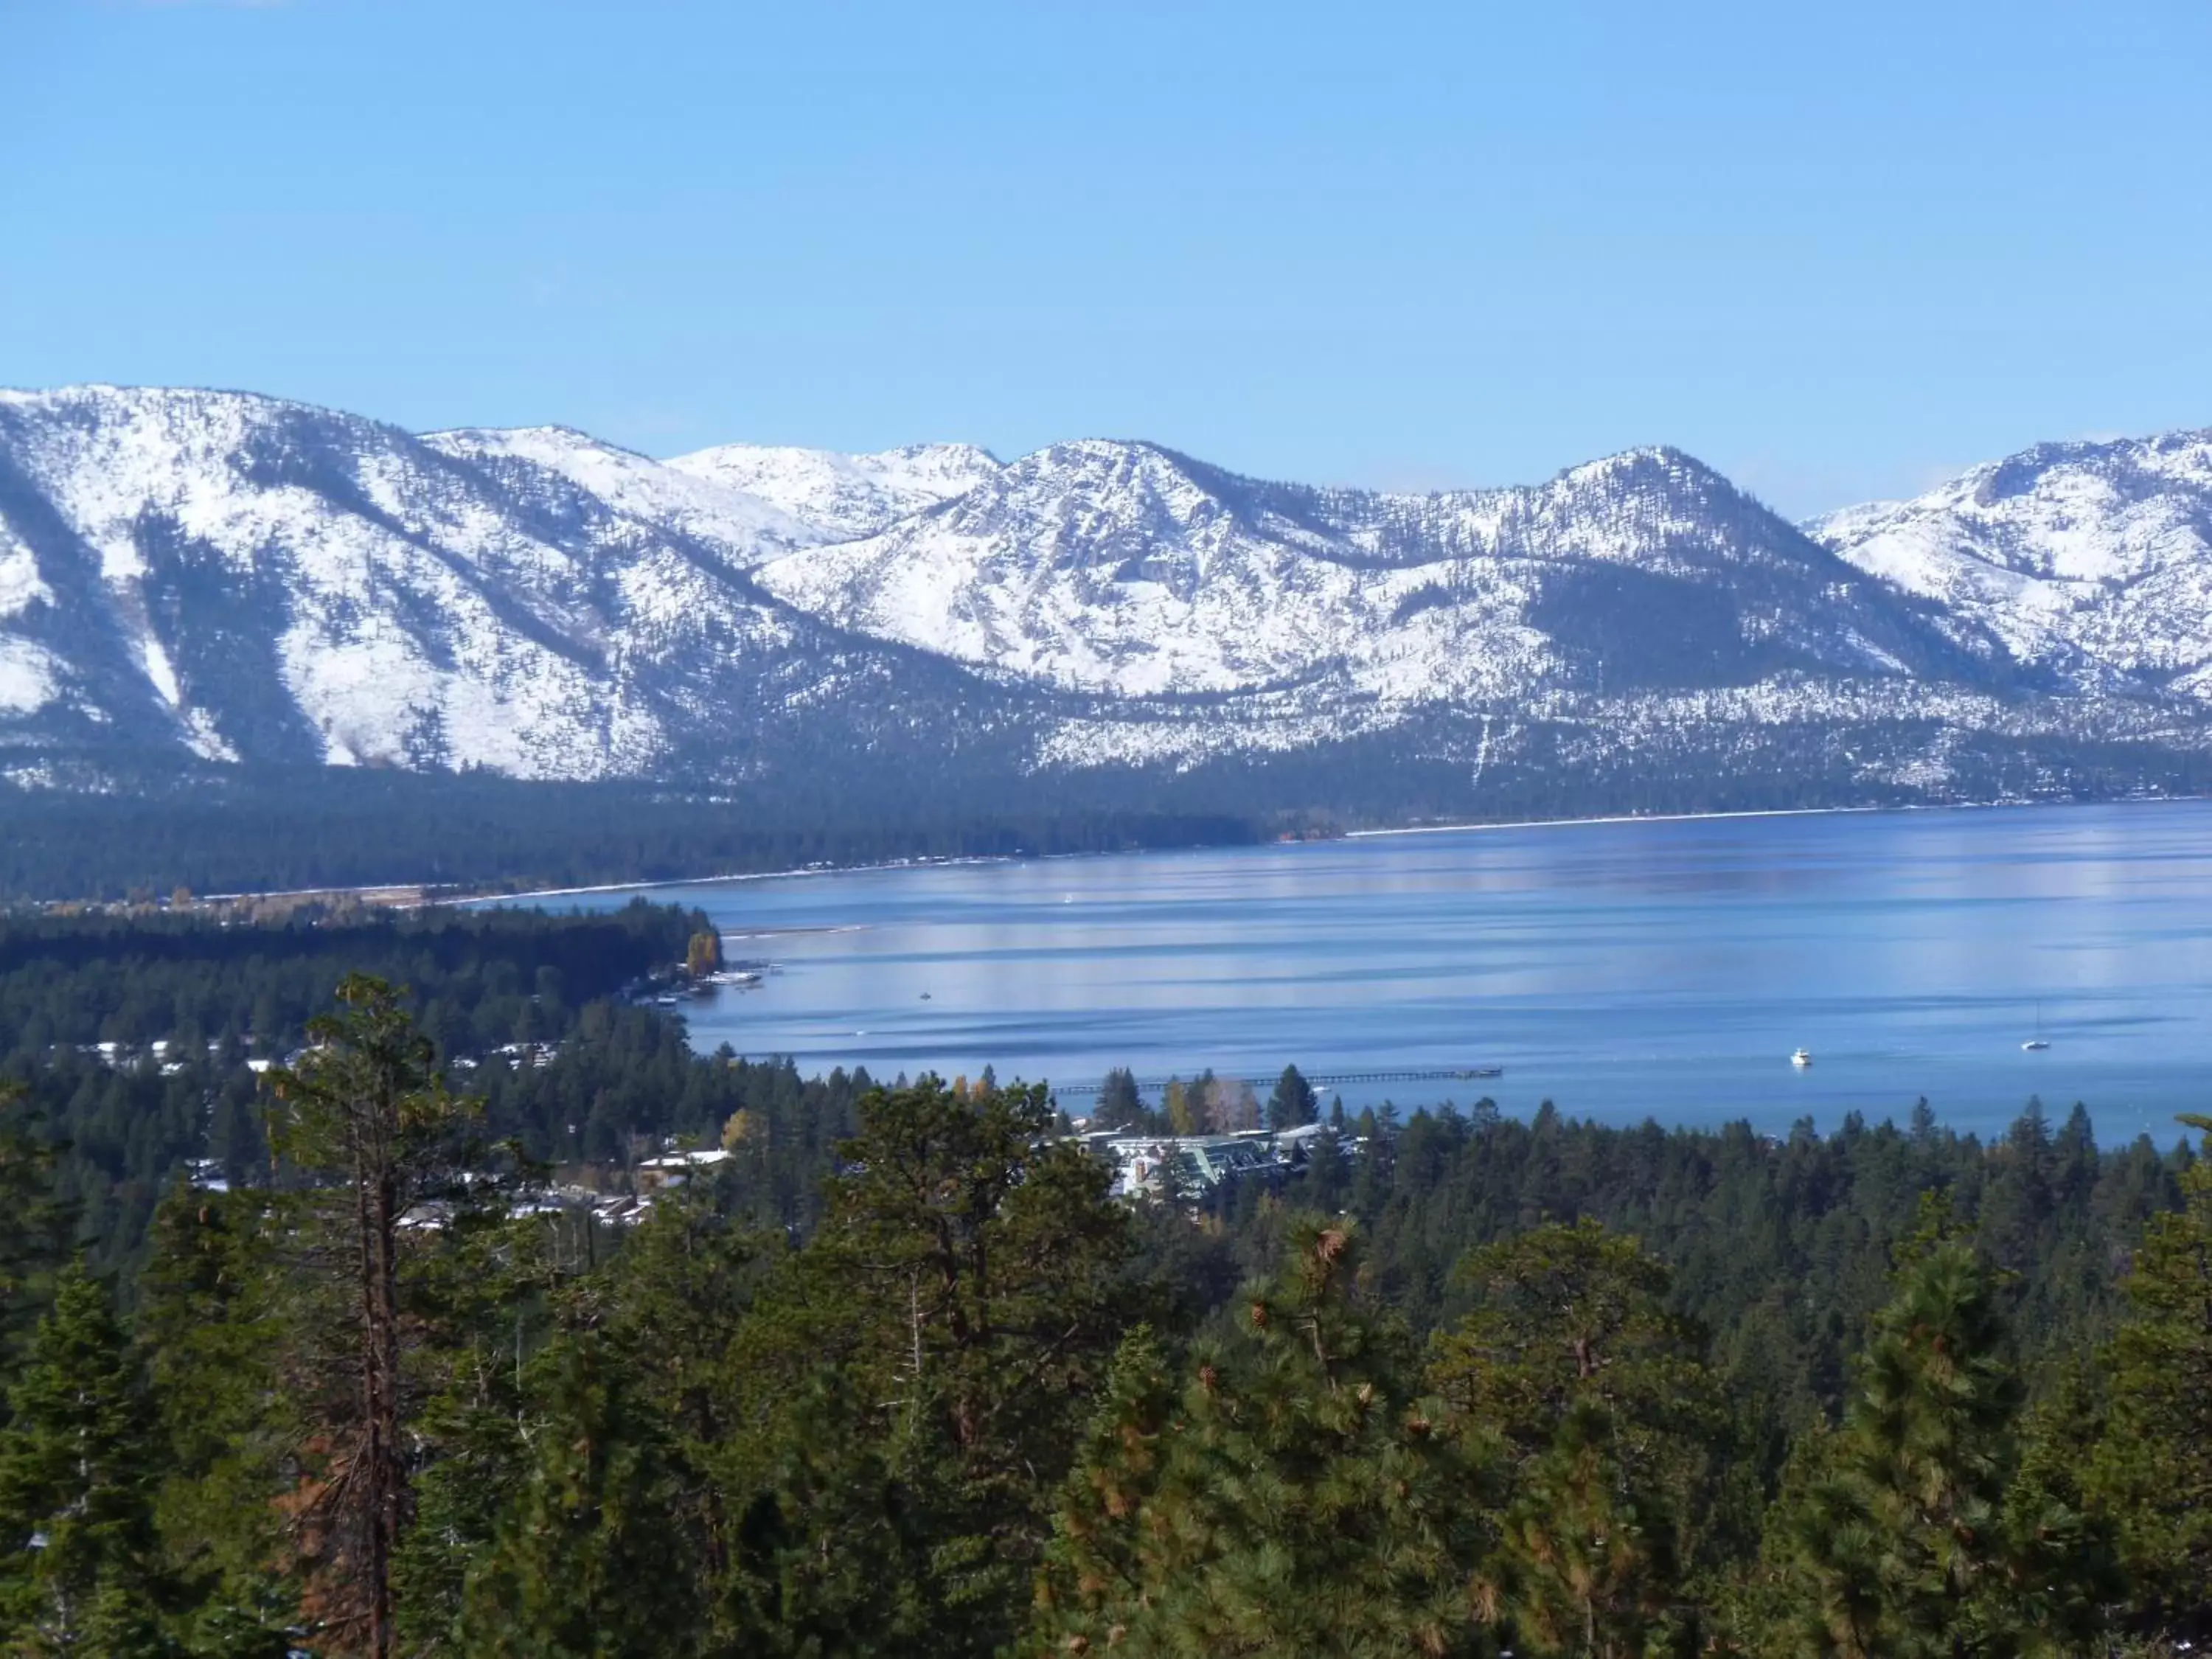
[
  {"left": 0, "top": 637, "right": 60, "bottom": 714},
  {"left": 0, "top": 518, "right": 52, "bottom": 618},
  {"left": 422, "top": 425, "right": 820, "bottom": 565},
  {"left": 666, "top": 440, "right": 1001, "bottom": 541}
]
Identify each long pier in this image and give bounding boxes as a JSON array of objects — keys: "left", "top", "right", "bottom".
[{"left": 1052, "top": 1066, "right": 1502, "bottom": 1097}]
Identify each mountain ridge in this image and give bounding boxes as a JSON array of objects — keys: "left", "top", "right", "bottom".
[
  {"left": 1807, "top": 427, "right": 2212, "bottom": 701},
  {"left": 1, "top": 383, "right": 2207, "bottom": 813}
]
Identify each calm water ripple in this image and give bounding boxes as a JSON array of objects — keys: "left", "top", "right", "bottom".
[{"left": 548, "top": 802, "right": 2212, "bottom": 1144}]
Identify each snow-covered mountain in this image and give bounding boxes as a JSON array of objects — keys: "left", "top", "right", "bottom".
[
  {"left": 0, "top": 386, "right": 1006, "bottom": 782},
  {"left": 754, "top": 438, "right": 1983, "bottom": 702},
  {"left": 1, "top": 382, "right": 2208, "bottom": 808},
  {"left": 1808, "top": 431, "right": 2212, "bottom": 699},
  {"left": 666, "top": 440, "right": 1002, "bottom": 543},
  {"left": 420, "top": 425, "right": 823, "bottom": 562}
]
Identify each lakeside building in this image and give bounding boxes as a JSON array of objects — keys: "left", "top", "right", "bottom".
[
  {"left": 636, "top": 1147, "right": 733, "bottom": 1194},
  {"left": 1085, "top": 1124, "right": 1332, "bottom": 1201}
]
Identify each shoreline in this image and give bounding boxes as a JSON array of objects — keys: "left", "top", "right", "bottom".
[
  {"left": 464, "top": 853, "right": 1018, "bottom": 908},
  {"left": 479, "top": 804, "right": 1895, "bottom": 905},
  {"left": 1345, "top": 793, "right": 2200, "bottom": 844},
  {"left": 474, "top": 793, "right": 2195, "bottom": 908},
  {"left": 1343, "top": 803, "right": 1893, "bottom": 840}
]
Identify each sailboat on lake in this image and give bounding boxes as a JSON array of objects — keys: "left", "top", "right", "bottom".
[{"left": 2022, "top": 1001, "right": 2051, "bottom": 1052}]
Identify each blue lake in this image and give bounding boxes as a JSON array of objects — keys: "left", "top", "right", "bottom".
[{"left": 549, "top": 802, "right": 2212, "bottom": 1143}]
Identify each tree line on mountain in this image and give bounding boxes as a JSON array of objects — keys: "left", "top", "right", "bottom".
[
  {"left": 10, "top": 722, "right": 2212, "bottom": 902},
  {"left": 0, "top": 765, "right": 1267, "bottom": 902},
  {"left": 3, "top": 960, "right": 2211, "bottom": 1652}
]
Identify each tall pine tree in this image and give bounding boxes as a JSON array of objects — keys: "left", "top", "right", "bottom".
[
  {"left": 264, "top": 975, "right": 481, "bottom": 1659},
  {"left": 2091, "top": 1113, "right": 2212, "bottom": 1636},
  {"left": 1266, "top": 1065, "right": 1318, "bottom": 1132},
  {"left": 139, "top": 1186, "right": 299, "bottom": 1656},
  {"left": 456, "top": 1332, "right": 701, "bottom": 1657},
  {"left": 1035, "top": 1215, "right": 1488, "bottom": 1656},
  {"left": 0, "top": 1082, "right": 71, "bottom": 1374},
  {"left": 0, "top": 1261, "right": 173, "bottom": 1656},
  {"left": 1753, "top": 1203, "right": 2101, "bottom": 1656},
  {"left": 723, "top": 1075, "right": 1141, "bottom": 1656},
  {"left": 1428, "top": 1218, "right": 1729, "bottom": 1657}
]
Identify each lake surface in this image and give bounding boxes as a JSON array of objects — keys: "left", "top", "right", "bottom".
[{"left": 549, "top": 802, "right": 2212, "bottom": 1142}]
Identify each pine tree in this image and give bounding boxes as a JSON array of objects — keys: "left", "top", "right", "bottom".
[
  {"left": 2091, "top": 1112, "right": 2212, "bottom": 1630},
  {"left": 0, "top": 1083, "right": 72, "bottom": 1370},
  {"left": 1035, "top": 1216, "right": 1489, "bottom": 1656},
  {"left": 264, "top": 974, "right": 481, "bottom": 1659},
  {"left": 723, "top": 1075, "right": 1140, "bottom": 1657},
  {"left": 1754, "top": 1205, "right": 2093, "bottom": 1657},
  {"left": 1093, "top": 1067, "right": 1146, "bottom": 1133},
  {"left": 0, "top": 1261, "right": 173, "bottom": 1655},
  {"left": 389, "top": 1199, "right": 577, "bottom": 1650},
  {"left": 1428, "top": 1218, "right": 1726, "bottom": 1657},
  {"left": 1266, "top": 1064, "right": 1317, "bottom": 1131},
  {"left": 138, "top": 1186, "right": 299, "bottom": 1656},
  {"left": 457, "top": 1332, "right": 700, "bottom": 1657},
  {"left": 2000, "top": 1359, "right": 2124, "bottom": 1649},
  {"left": 1771, "top": 1254, "right": 2008, "bottom": 1653},
  {"left": 722, "top": 1363, "right": 947, "bottom": 1656}
]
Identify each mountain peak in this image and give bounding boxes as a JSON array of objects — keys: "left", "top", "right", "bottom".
[
  {"left": 1545, "top": 443, "right": 1730, "bottom": 495},
  {"left": 1811, "top": 424, "right": 2212, "bottom": 696},
  {"left": 420, "top": 425, "right": 819, "bottom": 561},
  {"left": 421, "top": 422, "right": 637, "bottom": 456}
]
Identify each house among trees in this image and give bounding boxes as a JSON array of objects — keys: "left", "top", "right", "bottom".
[{"left": 635, "top": 1147, "right": 732, "bottom": 1194}]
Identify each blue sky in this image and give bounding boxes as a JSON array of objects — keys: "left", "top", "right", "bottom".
[{"left": 5, "top": 1, "right": 2208, "bottom": 516}]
